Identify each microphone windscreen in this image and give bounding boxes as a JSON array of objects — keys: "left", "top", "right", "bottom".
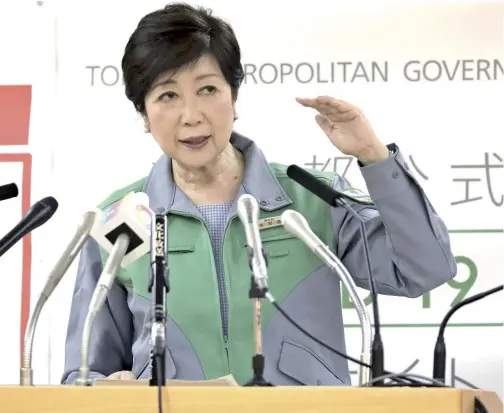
[
  {"left": 287, "top": 165, "right": 336, "bottom": 206},
  {"left": 91, "top": 192, "right": 153, "bottom": 268},
  {"left": 0, "top": 183, "right": 19, "bottom": 201}
]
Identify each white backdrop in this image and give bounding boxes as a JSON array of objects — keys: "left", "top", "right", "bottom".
[{"left": 0, "top": 0, "right": 502, "bottom": 397}]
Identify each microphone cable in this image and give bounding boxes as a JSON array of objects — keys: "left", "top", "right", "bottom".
[{"left": 265, "top": 293, "right": 442, "bottom": 387}]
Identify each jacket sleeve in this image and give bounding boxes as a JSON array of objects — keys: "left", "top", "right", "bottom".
[
  {"left": 331, "top": 144, "right": 457, "bottom": 298},
  {"left": 61, "top": 237, "right": 134, "bottom": 384}
]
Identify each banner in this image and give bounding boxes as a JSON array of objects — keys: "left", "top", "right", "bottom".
[
  {"left": 0, "top": 1, "right": 57, "bottom": 385},
  {"left": 2, "top": 0, "right": 503, "bottom": 393}
]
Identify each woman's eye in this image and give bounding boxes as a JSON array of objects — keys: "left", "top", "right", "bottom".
[
  {"left": 159, "top": 91, "right": 177, "bottom": 101},
  {"left": 199, "top": 85, "right": 217, "bottom": 95}
]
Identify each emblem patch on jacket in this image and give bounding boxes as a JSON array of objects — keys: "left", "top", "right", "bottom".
[{"left": 258, "top": 216, "right": 282, "bottom": 230}]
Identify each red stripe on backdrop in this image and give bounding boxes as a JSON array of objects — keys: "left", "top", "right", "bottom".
[
  {"left": 0, "top": 154, "right": 33, "bottom": 366},
  {"left": 0, "top": 85, "right": 32, "bottom": 146}
]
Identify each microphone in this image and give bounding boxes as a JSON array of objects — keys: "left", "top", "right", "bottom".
[
  {"left": 237, "top": 194, "right": 273, "bottom": 386},
  {"left": 433, "top": 284, "right": 503, "bottom": 382},
  {"left": 148, "top": 214, "right": 169, "bottom": 387},
  {"left": 20, "top": 210, "right": 101, "bottom": 386},
  {"left": 286, "top": 164, "right": 384, "bottom": 385},
  {"left": 0, "top": 196, "right": 59, "bottom": 259},
  {"left": 0, "top": 183, "right": 19, "bottom": 201},
  {"left": 90, "top": 191, "right": 152, "bottom": 268},
  {"left": 237, "top": 194, "right": 268, "bottom": 291},
  {"left": 286, "top": 166, "right": 374, "bottom": 206},
  {"left": 281, "top": 209, "right": 372, "bottom": 385},
  {"left": 76, "top": 192, "right": 153, "bottom": 386}
]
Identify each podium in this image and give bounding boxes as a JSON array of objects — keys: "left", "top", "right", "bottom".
[{"left": 0, "top": 386, "right": 501, "bottom": 413}]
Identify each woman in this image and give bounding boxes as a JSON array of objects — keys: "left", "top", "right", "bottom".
[{"left": 61, "top": 3, "right": 456, "bottom": 386}]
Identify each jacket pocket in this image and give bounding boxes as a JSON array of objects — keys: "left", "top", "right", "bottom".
[
  {"left": 242, "top": 232, "right": 297, "bottom": 258},
  {"left": 168, "top": 245, "right": 195, "bottom": 253},
  {"left": 277, "top": 338, "right": 345, "bottom": 385},
  {"left": 133, "top": 348, "right": 177, "bottom": 380}
]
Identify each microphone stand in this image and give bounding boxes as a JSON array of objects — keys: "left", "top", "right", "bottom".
[
  {"left": 325, "top": 255, "right": 372, "bottom": 385},
  {"left": 336, "top": 198, "right": 384, "bottom": 386},
  {"left": 21, "top": 211, "right": 98, "bottom": 385},
  {"left": 148, "top": 214, "right": 169, "bottom": 386},
  {"left": 285, "top": 164, "right": 385, "bottom": 385},
  {"left": 281, "top": 209, "right": 372, "bottom": 385},
  {"left": 433, "top": 284, "right": 503, "bottom": 382},
  {"left": 244, "top": 246, "right": 273, "bottom": 387},
  {"left": 77, "top": 233, "right": 130, "bottom": 386}
]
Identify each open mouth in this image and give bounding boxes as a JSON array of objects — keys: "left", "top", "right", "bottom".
[{"left": 179, "top": 135, "right": 211, "bottom": 149}]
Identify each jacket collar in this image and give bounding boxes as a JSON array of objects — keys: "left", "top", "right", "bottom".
[{"left": 142, "top": 132, "right": 292, "bottom": 216}]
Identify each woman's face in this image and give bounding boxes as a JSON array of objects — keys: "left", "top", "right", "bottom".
[{"left": 144, "top": 54, "right": 236, "bottom": 169}]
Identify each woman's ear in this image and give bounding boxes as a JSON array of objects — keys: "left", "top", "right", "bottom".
[{"left": 143, "top": 116, "right": 151, "bottom": 133}]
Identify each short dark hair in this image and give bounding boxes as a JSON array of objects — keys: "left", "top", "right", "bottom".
[{"left": 121, "top": 2, "right": 244, "bottom": 114}]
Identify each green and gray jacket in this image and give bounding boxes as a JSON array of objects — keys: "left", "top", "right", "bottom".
[{"left": 62, "top": 133, "right": 456, "bottom": 386}]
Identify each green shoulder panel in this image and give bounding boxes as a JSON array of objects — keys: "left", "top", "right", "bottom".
[{"left": 96, "top": 177, "right": 148, "bottom": 210}]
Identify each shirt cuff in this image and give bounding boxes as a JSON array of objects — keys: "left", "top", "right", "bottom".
[{"left": 359, "top": 143, "right": 411, "bottom": 200}]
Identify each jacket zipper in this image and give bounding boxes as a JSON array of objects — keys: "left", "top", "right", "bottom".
[
  {"left": 172, "top": 211, "right": 230, "bottom": 364},
  {"left": 220, "top": 214, "right": 237, "bottom": 364}
]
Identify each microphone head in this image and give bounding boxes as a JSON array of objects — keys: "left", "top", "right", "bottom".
[
  {"left": 286, "top": 165, "right": 337, "bottom": 206},
  {"left": 0, "top": 183, "right": 19, "bottom": 201},
  {"left": 287, "top": 164, "right": 373, "bottom": 206},
  {"left": 91, "top": 192, "right": 153, "bottom": 268},
  {"left": 237, "top": 194, "right": 259, "bottom": 225},
  {"left": 281, "top": 209, "right": 323, "bottom": 252},
  {"left": 24, "top": 196, "right": 59, "bottom": 233}
]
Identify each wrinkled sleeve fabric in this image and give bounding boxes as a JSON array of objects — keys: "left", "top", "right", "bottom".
[{"left": 331, "top": 144, "right": 456, "bottom": 298}]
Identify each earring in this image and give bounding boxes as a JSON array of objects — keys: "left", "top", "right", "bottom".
[{"left": 144, "top": 124, "right": 150, "bottom": 133}]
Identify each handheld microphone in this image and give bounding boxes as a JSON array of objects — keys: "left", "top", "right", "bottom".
[
  {"left": 433, "top": 284, "right": 503, "bottom": 382},
  {"left": 237, "top": 194, "right": 268, "bottom": 291},
  {"left": 20, "top": 210, "right": 101, "bottom": 386},
  {"left": 0, "top": 196, "right": 59, "bottom": 259},
  {"left": 286, "top": 164, "right": 384, "bottom": 384},
  {"left": 237, "top": 194, "right": 273, "bottom": 387},
  {"left": 0, "top": 183, "right": 19, "bottom": 201},
  {"left": 77, "top": 192, "right": 153, "bottom": 386},
  {"left": 148, "top": 214, "right": 169, "bottom": 387},
  {"left": 90, "top": 192, "right": 152, "bottom": 268},
  {"left": 281, "top": 209, "right": 372, "bottom": 385}
]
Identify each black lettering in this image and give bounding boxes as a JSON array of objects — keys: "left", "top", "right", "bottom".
[
  {"left": 86, "top": 65, "right": 100, "bottom": 86},
  {"left": 461, "top": 59, "right": 474, "bottom": 80},
  {"left": 280, "top": 63, "right": 293, "bottom": 83},
  {"left": 404, "top": 59, "right": 502, "bottom": 82},
  {"left": 442, "top": 60, "right": 460, "bottom": 81},
  {"left": 493, "top": 59, "right": 504, "bottom": 79},
  {"left": 450, "top": 358, "right": 478, "bottom": 389},
  {"left": 296, "top": 63, "right": 314, "bottom": 83},
  {"left": 330, "top": 62, "right": 335, "bottom": 82},
  {"left": 243, "top": 64, "right": 258, "bottom": 84},
  {"left": 316, "top": 63, "right": 329, "bottom": 83},
  {"left": 259, "top": 63, "right": 277, "bottom": 84},
  {"left": 337, "top": 62, "right": 352, "bottom": 82},
  {"left": 372, "top": 61, "right": 388, "bottom": 81},
  {"left": 423, "top": 60, "right": 442, "bottom": 81},
  {"left": 403, "top": 60, "right": 420, "bottom": 81},
  {"left": 100, "top": 65, "right": 120, "bottom": 86},
  {"left": 350, "top": 61, "right": 388, "bottom": 82},
  {"left": 351, "top": 62, "right": 369, "bottom": 82},
  {"left": 477, "top": 60, "right": 491, "bottom": 80}
]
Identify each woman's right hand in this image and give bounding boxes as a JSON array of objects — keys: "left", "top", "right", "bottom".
[{"left": 105, "top": 370, "right": 136, "bottom": 380}]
